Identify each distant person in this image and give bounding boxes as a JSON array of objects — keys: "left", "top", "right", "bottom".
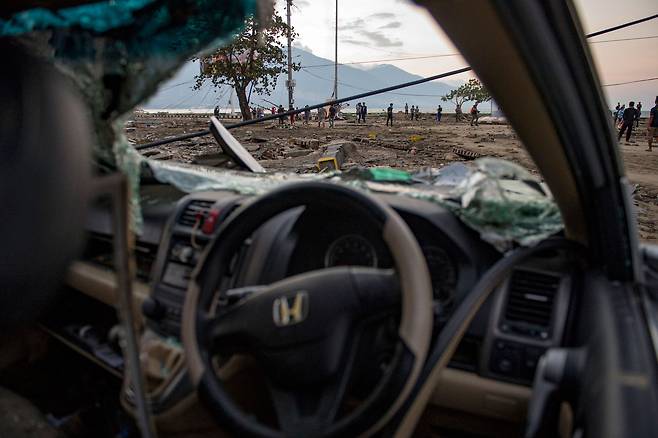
[
  {"left": 455, "top": 104, "right": 463, "bottom": 122},
  {"left": 329, "top": 104, "right": 337, "bottom": 128},
  {"left": 289, "top": 105, "right": 295, "bottom": 125},
  {"left": 213, "top": 105, "right": 220, "bottom": 117},
  {"left": 271, "top": 106, "right": 276, "bottom": 115},
  {"left": 415, "top": 106, "right": 420, "bottom": 120},
  {"left": 615, "top": 102, "right": 620, "bottom": 112},
  {"left": 386, "top": 103, "right": 394, "bottom": 126},
  {"left": 303, "top": 105, "right": 310, "bottom": 124},
  {"left": 646, "top": 96, "right": 658, "bottom": 152},
  {"left": 356, "top": 102, "right": 362, "bottom": 123},
  {"left": 361, "top": 102, "right": 368, "bottom": 123},
  {"left": 470, "top": 102, "right": 480, "bottom": 126},
  {"left": 277, "top": 104, "right": 285, "bottom": 125},
  {"left": 635, "top": 102, "right": 642, "bottom": 127},
  {"left": 616, "top": 105, "right": 625, "bottom": 124},
  {"left": 405, "top": 103, "right": 409, "bottom": 119},
  {"left": 318, "top": 106, "right": 327, "bottom": 128},
  {"left": 436, "top": 105, "right": 443, "bottom": 123},
  {"left": 618, "top": 101, "right": 637, "bottom": 144}
]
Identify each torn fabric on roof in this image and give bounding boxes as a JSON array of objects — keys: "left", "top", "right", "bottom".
[{"left": 1, "top": 0, "right": 257, "bottom": 229}]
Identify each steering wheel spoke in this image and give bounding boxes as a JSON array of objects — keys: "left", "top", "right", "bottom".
[
  {"left": 266, "top": 335, "right": 359, "bottom": 436},
  {"left": 349, "top": 267, "right": 401, "bottom": 315}
]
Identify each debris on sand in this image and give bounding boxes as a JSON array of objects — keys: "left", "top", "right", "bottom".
[
  {"left": 317, "top": 141, "right": 357, "bottom": 171},
  {"left": 452, "top": 147, "right": 482, "bottom": 160}
]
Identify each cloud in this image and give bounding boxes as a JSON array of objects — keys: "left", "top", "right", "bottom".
[
  {"left": 362, "top": 30, "right": 403, "bottom": 47},
  {"left": 293, "top": 0, "right": 310, "bottom": 7},
  {"left": 369, "top": 12, "right": 395, "bottom": 19},
  {"left": 341, "top": 38, "right": 370, "bottom": 46},
  {"left": 378, "top": 21, "right": 402, "bottom": 29},
  {"left": 338, "top": 18, "right": 365, "bottom": 31},
  {"left": 293, "top": 42, "right": 313, "bottom": 53}
]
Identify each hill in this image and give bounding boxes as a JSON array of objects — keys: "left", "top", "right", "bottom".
[{"left": 143, "top": 47, "right": 457, "bottom": 112}]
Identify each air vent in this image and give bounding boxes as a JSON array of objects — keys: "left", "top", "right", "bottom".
[
  {"left": 501, "top": 270, "right": 561, "bottom": 339},
  {"left": 177, "top": 199, "right": 215, "bottom": 227}
]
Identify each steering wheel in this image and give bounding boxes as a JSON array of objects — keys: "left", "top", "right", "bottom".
[{"left": 182, "top": 182, "right": 433, "bottom": 437}]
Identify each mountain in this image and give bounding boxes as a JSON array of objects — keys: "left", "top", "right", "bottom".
[{"left": 143, "top": 48, "right": 457, "bottom": 111}]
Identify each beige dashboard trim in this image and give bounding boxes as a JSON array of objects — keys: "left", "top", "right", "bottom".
[
  {"left": 65, "top": 261, "right": 150, "bottom": 324},
  {"left": 431, "top": 369, "right": 530, "bottom": 422}
]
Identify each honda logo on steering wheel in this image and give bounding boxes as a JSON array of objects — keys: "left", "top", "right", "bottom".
[{"left": 272, "top": 292, "right": 309, "bottom": 326}]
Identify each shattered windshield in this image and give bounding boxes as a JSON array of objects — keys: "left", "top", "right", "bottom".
[{"left": 4, "top": 0, "right": 605, "bottom": 250}]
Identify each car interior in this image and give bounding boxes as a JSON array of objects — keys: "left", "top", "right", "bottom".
[{"left": 0, "top": 1, "right": 657, "bottom": 438}]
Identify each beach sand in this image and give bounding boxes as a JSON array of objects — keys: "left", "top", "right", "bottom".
[{"left": 127, "top": 113, "right": 658, "bottom": 243}]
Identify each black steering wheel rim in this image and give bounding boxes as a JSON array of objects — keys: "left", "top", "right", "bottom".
[{"left": 182, "top": 182, "right": 433, "bottom": 437}]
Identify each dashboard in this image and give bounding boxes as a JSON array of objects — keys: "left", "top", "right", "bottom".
[{"left": 66, "top": 183, "right": 579, "bottom": 421}]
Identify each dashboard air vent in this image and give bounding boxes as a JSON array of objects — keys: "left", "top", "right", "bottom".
[
  {"left": 502, "top": 269, "right": 561, "bottom": 339},
  {"left": 178, "top": 200, "right": 215, "bottom": 227}
]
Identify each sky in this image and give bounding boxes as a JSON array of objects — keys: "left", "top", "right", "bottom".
[{"left": 276, "top": 0, "right": 657, "bottom": 109}]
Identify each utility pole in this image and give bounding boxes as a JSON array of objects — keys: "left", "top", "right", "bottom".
[
  {"left": 286, "top": 0, "right": 294, "bottom": 110},
  {"left": 334, "top": 0, "right": 338, "bottom": 99}
]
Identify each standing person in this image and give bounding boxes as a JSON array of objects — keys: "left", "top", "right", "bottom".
[
  {"left": 213, "top": 105, "right": 220, "bottom": 117},
  {"left": 616, "top": 105, "right": 625, "bottom": 124},
  {"left": 386, "top": 103, "right": 394, "bottom": 126},
  {"left": 361, "top": 102, "right": 368, "bottom": 123},
  {"left": 470, "top": 102, "right": 480, "bottom": 126},
  {"left": 317, "top": 106, "right": 326, "bottom": 128},
  {"left": 455, "top": 104, "right": 463, "bottom": 122},
  {"left": 329, "top": 104, "right": 337, "bottom": 128},
  {"left": 635, "top": 102, "right": 642, "bottom": 128},
  {"left": 405, "top": 103, "right": 409, "bottom": 119},
  {"left": 303, "top": 105, "right": 310, "bottom": 125},
  {"left": 415, "top": 106, "right": 420, "bottom": 120},
  {"left": 277, "top": 104, "right": 285, "bottom": 125},
  {"left": 646, "top": 96, "right": 657, "bottom": 152},
  {"left": 618, "top": 101, "right": 637, "bottom": 144},
  {"left": 289, "top": 105, "right": 295, "bottom": 125},
  {"left": 436, "top": 105, "right": 443, "bottom": 123},
  {"left": 271, "top": 106, "right": 276, "bottom": 115},
  {"left": 356, "top": 102, "right": 362, "bottom": 123}
]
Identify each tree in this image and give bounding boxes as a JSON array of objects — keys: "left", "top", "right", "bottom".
[
  {"left": 441, "top": 78, "right": 491, "bottom": 110},
  {"left": 195, "top": 11, "right": 298, "bottom": 120},
  {"left": 463, "top": 78, "right": 491, "bottom": 103}
]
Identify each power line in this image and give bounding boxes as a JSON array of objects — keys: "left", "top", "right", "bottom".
[
  {"left": 300, "top": 67, "right": 448, "bottom": 97},
  {"left": 589, "top": 35, "right": 658, "bottom": 44},
  {"left": 141, "top": 12, "right": 658, "bottom": 149},
  {"left": 135, "top": 66, "right": 473, "bottom": 149},
  {"left": 299, "top": 34, "right": 656, "bottom": 69},
  {"left": 586, "top": 13, "right": 658, "bottom": 38},
  {"left": 302, "top": 53, "right": 461, "bottom": 69},
  {"left": 158, "top": 79, "right": 196, "bottom": 92},
  {"left": 602, "top": 77, "right": 658, "bottom": 87}
]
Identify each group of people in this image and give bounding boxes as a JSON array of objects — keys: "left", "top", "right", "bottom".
[
  {"left": 614, "top": 96, "right": 658, "bottom": 151},
  {"left": 267, "top": 102, "right": 346, "bottom": 128},
  {"left": 404, "top": 103, "right": 421, "bottom": 121},
  {"left": 355, "top": 102, "right": 368, "bottom": 123},
  {"left": 228, "top": 99, "right": 486, "bottom": 131}
]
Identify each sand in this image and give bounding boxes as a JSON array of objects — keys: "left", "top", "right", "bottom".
[{"left": 126, "top": 113, "right": 658, "bottom": 243}]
